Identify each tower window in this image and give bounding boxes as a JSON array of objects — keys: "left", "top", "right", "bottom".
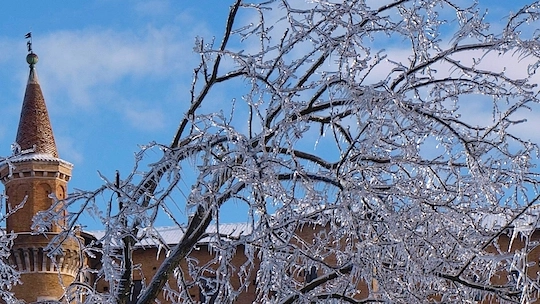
[
  {"left": 128, "top": 280, "right": 142, "bottom": 304},
  {"left": 199, "top": 277, "right": 217, "bottom": 303},
  {"left": 305, "top": 266, "right": 317, "bottom": 283}
]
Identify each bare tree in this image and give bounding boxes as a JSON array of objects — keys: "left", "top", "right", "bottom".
[{"left": 24, "top": 0, "right": 540, "bottom": 303}]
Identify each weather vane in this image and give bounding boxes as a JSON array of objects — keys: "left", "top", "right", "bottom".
[
  {"left": 25, "top": 32, "right": 32, "bottom": 53},
  {"left": 24, "top": 32, "right": 38, "bottom": 67}
]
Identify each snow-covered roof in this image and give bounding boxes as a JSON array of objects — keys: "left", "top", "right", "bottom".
[
  {"left": 476, "top": 205, "right": 540, "bottom": 233},
  {"left": 87, "top": 222, "right": 252, "bottom": 248},
  {"left": 0, "top": 153, "right": 73, "bottom": 168}
]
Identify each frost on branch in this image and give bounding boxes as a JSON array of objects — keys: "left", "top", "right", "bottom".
[
  {"left": 0, "top": 231, "right": 20, "bottom": 303},
  {"left": 0, "top": 155, "right": 30, "bottom": 303},
  {"left": 38, "top": 0, "right": 540, "bottom": 303}
]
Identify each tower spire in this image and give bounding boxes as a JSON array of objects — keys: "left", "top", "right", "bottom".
[
  {"left": 0, "top": 40, "right": 79, "bottom": 303},
  {"left": 15, "top": 40, "right": 59, "bottom": 158}
]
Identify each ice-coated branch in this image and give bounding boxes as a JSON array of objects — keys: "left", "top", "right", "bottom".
[{"left": 32, "top": 0, "right": 540, "bottom": 303}]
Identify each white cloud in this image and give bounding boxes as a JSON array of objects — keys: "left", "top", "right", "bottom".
[
  {"left": 123, "top": 103, "right": 167, "bottom": 131},
  {"left": 35, "top": 26, "right": 196, "bottom": 107}
]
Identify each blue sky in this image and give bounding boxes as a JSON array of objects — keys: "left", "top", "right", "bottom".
[
  {"left": 0, "top": 2, "right": 233, "bottom": 194},
  {"left": 0, "top": 0, "right": 539, "bottom": 229}
]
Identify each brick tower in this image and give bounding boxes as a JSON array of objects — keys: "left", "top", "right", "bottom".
[{"left": 0, "top": 50, "right": 81, "bottom": 302}]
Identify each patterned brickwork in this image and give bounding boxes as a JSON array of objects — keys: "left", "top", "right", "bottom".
[{"left": 15, "top": 68, "right": 58, "bottom": 158}]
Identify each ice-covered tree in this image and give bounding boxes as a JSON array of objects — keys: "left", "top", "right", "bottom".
[{"left": 25, "top": 0, "right": 540, "bottom": 303}]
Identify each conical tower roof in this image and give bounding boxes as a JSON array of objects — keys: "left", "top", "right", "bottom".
[{"left": 15, "top": 52, "right": 59, "bottom": 158}]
